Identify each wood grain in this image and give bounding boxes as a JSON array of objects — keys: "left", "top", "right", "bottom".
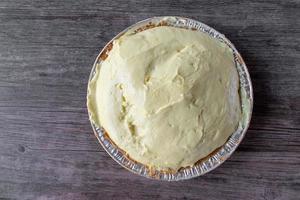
[{"left": 0, "top": 0, "right": 299, "bottom": 199}]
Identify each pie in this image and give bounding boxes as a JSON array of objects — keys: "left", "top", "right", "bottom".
[{"left": 87, "top": 25, "right": 241, "bottom": 171}]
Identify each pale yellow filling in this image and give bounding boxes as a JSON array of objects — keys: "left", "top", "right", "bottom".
[{"left": 88, "top": 26, "right": 241, "bottom": 170}]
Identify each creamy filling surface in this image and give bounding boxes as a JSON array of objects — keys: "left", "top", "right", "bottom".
[{"left": 88, "top": 26, "right": 241, "bottom": 170}]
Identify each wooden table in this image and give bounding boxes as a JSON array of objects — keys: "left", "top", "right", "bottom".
[{"left": 0, "top": 1, "right": 299, "bottom": 199}]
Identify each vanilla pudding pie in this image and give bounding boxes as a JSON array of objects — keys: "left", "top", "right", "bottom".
[{"left": 87, "top": 26, "right": 241, "bottom": 171}]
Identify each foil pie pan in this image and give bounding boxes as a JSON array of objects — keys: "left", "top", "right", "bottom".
[{"left": 87, "top": 16, "right": 253, "bottom": 181}]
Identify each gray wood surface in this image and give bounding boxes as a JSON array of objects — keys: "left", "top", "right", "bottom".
[{"left": 0, "top": 0, "right": 299, "bottom": 199}]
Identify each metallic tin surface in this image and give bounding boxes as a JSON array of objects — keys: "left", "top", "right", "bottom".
[{"left": 87, "top": 16, "right": 253, "bottom": 181}]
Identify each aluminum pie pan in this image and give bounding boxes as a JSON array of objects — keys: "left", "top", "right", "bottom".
[{"left": 87, "top": 16, "right": 253, "bottom": 181}]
